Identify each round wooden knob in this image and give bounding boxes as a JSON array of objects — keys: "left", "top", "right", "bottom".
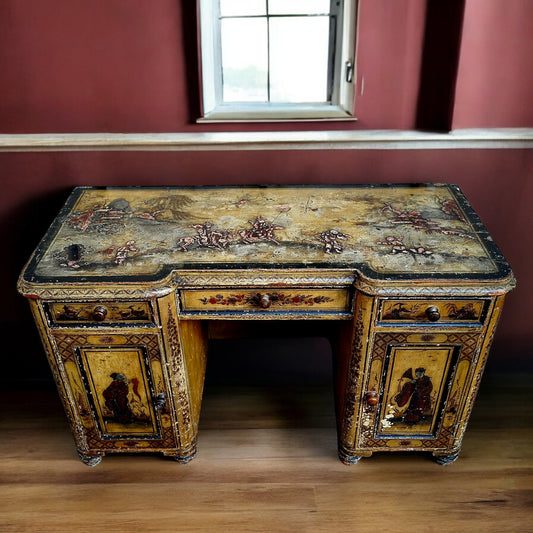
[
  {"left": 365, "top": 391, "right": 379, "bottom": 406},
  {"left": 260, "top": 294, "right": 271, "bottom": 309},
  {"left": 153, "top": 393, "right": 166, "bottom": 410},
  {"left": 425, "top": 306, "right": 441, "bottom": 322},
  {"left": 92, "top": 306, "right": 108, "bottom": 321}
]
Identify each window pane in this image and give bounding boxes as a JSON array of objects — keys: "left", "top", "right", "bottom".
[
  {"left": 269, "top": 16, "right": 330, "bottom": 103},
  {"left": 269, "top": 0, "right": 331, "bottom": 15},
  {"left": 219, "top": 0, "right": 266, "bottom": 17},
  {"left": 221, "top": 18, "right": 268, "bottom": 102}
]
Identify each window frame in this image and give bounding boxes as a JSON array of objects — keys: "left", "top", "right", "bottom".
[{"left": 197, "top": 0, "right": 359, "bottom": 122}]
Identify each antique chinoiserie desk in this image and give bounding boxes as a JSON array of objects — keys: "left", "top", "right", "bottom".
[{"left": 18, "top": 185, "right": 515, "bottom": 466}]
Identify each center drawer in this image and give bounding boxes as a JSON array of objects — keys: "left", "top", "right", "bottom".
[{"left": 181, "top": 289, "right": 351, "bottom": 314}]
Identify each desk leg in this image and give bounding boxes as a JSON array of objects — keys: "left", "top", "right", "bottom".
[
  {"left": 158, "top": 295, "right": 208, "bottom": 462},
  {"left": 333, "top": 292, "right": 374, "bottom": 464}
]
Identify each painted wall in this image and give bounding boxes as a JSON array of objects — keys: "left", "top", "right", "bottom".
[
  {"left": 0, "top": 0, "right": 430, "bottom": 132},
  {"left": 1, "top": 0, "right": 532, "bottom": 382},
  {"left": 2, "top": 148, "right": 531, "bottom": 382},
  {"left": 453, "top": 0, "right": 533, "bottom": 128}
]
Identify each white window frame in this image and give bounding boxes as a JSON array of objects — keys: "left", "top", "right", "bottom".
[{"left": 197, "top": 0, "right": 358, "bottom": 122}]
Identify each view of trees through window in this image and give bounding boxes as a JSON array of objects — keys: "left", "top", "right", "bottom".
[{"left": 219, "top": 0, "right": 334, "bottom": 104}]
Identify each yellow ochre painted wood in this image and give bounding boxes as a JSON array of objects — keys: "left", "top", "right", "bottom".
[{"left": 17, "top": 185, "right": 515, "bottom": 466}]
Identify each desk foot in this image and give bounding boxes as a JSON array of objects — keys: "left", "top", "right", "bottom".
[
  {"left": 163, "top": 443, "right": 197, "bottom": 464},
  {"left": 433, "top": 451, "right": 460, "bottom": 465},
  {"left": 340, "top": 454, "right": 363, "bottom": 465},
  {"left": 338, "top": 445, "right": 371, "bottom": 465},
  {"left": 78, "top": 452, "right": 103, "bottom": 467}
]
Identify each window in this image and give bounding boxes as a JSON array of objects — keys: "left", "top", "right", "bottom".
[{"left": 198, "top": 0, "right": 358, "bottom": 122}]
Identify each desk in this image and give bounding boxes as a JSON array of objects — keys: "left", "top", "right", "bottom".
[{"left": 18, "top": 185, "right": 515, "bottom": 466}]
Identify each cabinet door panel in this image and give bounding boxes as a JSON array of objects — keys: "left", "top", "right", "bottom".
[
  {"left": 378, "top": 344, "right": 460, "bottom": 437},
  {"left": 78, "top": 346, "right": 158, "bottom": 437},
  {"left": 53, "top": 332, "right": 178, "bottom": 452},
  {"left": 358, "top": 331, "right": 481, "bottom": 451}
]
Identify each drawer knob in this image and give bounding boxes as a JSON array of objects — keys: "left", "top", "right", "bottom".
[
  {"left": 425, "top": 306, "right": 441, "bottom": 322},
  {"left": 365, "top": 391, "right": 379, "bottom": 406},
  {"left": 259, "top": 294, "right": 271, "bottom": 309},
  {"left": 92, "top": 306, "right": 108, "bottom": 321},
  {"left": 153, "top": 393, "right": 166, "bottom": 410}
]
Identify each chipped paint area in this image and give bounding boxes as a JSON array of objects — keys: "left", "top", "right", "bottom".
[
  {"left": 381, "top": 405, "right": 397, "bottom": 429},
  {"left": 362, "top": 412, "right": 373, "bottom": 427}
]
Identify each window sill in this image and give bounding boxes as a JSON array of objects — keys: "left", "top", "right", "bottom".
[
  {"left": 0, "top": 129, "right": 531, "bottom": 152},
  {"left": 198, "top": 104, "right": 356, "bottom": 123}
]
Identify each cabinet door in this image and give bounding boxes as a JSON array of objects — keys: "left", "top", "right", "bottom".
[
  {"left": 357, "top": 331, "right": 481, "bottom": 452},
  {"left": 53, "top": 332, "right": 178, "bottom": 453}
]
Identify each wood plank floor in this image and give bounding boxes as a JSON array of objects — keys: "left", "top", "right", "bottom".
[{"left": 1, "top": 376, "right": 532, "bottom": 533}]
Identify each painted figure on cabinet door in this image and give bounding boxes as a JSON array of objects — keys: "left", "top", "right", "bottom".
[
  {"left": 103, "top": 372, "right": 148, "bottom": 426},
  {"left": 393, "top": 368, "right": 433, "bottom": 425},
  {"left": 379, "top": 345, "right": 456, "bottom": 437}
]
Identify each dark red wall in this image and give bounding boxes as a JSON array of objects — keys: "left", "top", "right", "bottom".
[
  {"left": 1, "top": 0, "right": 532, "bottom": 382},
  {"left": 453, "top": 0, "right": 533, "bottom": 128},
  {"left": 2, "top": 0, "right": 531, "bottom": 132},
  {"left": 1, "top": 0, "right": 429, "bottom": 132},
  {"left": 2, "top": 148, "right": 531, "bottom": 380}
]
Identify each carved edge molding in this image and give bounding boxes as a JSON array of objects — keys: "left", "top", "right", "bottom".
[
  {"left": 1, "top": 128, "right": 532, "bottom": 152},
  {"left": 18, "top": 269, "right": 516, "bottom": 300}
]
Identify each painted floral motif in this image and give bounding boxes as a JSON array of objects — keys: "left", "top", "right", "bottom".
[
  {"left": 382, "top": 302, "right": 422, "bottom": 320},
  {"left": 68, "top": 196, "right": 194, "bottom": 233},
  {"left": 68, "top": 199, "right": 129, "bottom": 233},
  {"left": 34, "top": 186, "right": 502, "bottom": 280},
  {"left": 376, "top": 236, "right": 433, "bottom": 256},
  {"left": 178, "top": 223, "right": 233, "bottom": 251},
  {"left": 382, "top": 301, "right": 480, "bottom": 321},
  {"left": 445, "top": 302, "right": 478, "bottom": 320},
  {"left": 177, "top": 216, "right": 285, "bottom": 251},
  {"left": 382, "top": 202, "right": 474, "bottom": 239},
  {"left": 114, "top": 240, "right": 139, "bottom": 265},
  {"left": 139, "top": 195, "right": 193, "bottom": 220},
  {"left": 440, "top": 199, "right": 466, "bottom": 222},
  {"left": 68, "top": 209, "right": 95, "bottom": 232},
  {"left": 199, "top": 293, "right": 333, "bottom": 307},
  {"left": 238, "top": 216, "right": 284, "bottom": 245},
  {"left": 53, "top": 303, "right": 150, "bottom": 322},
  {"left": 56, "top": 304, "right": 82, "bottom": 321},
  {"left": 318, "top": 229, "right": 351, "bottom": 254}
]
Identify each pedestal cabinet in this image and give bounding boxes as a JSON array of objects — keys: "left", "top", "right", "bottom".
[
  {"left": 18, "top": 184, "right": 515, "bottom": 465},
  {"left": 337, "top": 292, "right": 506, "bottom": 464}
]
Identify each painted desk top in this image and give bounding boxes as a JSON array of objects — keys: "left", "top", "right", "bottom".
[{"left": 22, "top": 185, "right": 512, "bottom": 283}]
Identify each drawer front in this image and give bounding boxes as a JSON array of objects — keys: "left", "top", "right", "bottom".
[
  {"left": 48, "top": 301, "right": 153, "bottom": 325},
  {"left": 379, "top": 299, "right": 487, "bottom": 325},
  {"left": 181, "top": 289, "right": 351, "bottom": 313}
]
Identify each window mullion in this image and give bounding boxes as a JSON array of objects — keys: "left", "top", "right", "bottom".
[
  {"left": 266, "top": 0, "right": 271, "bottom": 103},
  {"left": 328, "top": 0, "right": 341, "bottom": 103},
  {"left": 327, "top": 15, "right": 336, "bottom": 102},
  {"left": 214, "top": 0, "right": 223, "bottom": 107}
]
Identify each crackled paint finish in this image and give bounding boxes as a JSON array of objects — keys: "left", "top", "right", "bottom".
[
  {"left": 29, "top": 185, "right": 500, "bottom": 281},
  {"left": 18, "top": 186, "right": 516, "bottom": 466}
]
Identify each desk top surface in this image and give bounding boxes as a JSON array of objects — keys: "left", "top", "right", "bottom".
[{"left": 22, "top": 184, "right": 512, "bottom": 284}]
